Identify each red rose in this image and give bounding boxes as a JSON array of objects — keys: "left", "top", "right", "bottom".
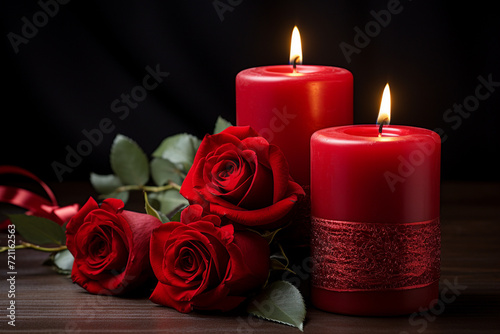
[
  {"left": 149, "top": 205, "right": 270, "bottom": 313},
  {"left": 180, "top": 126, "right": 304, "bottom": 229},
  {"left": 66, "top": 197, "right": 162, "bottom": 295}
]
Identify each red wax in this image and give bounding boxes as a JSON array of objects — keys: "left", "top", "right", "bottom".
[
  {"left": 310, "top": 125, "right": 441, "bottom": 315},
  {"left": 236, "top": 65, "right": 352, "bottom": 186}
]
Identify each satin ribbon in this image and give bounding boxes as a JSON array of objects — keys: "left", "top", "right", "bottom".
[
  {"left": 0, "top": 166, "right": 80, "bottom": 229},
  {"left": 311, "top": 216, "right": 440, "bottom": 292}
]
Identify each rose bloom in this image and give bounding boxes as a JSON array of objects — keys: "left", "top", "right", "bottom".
[
  {"left": 66, "top": 197, "right": 162, "bottom": 295},
  {"left": 149, "top": 205, "right": 270, "bottom": 313},
  {"left": 180, "top": 126, "right": 305, "bottom": 229}
]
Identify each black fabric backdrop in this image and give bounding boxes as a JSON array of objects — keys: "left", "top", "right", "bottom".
[{"left": 1, "top": 0, "right": 499, "bottom": 182}]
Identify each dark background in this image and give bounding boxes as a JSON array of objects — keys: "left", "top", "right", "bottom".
[{"left": 1, "top": 0, "right": 499, "bottom": 182}]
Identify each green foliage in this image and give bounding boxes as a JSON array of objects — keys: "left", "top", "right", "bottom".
[
  {"left": 150, "top": 158, "right": 184, "bottom": 186},
  {"left": 144, "top": 191, "right": 169, "bottom": 223},
  {"left": 152, "top": 133, "right": 201, "bottom": 171},
  {"left": 90, "top": 117, "right": 232, "bottom": 217},
  {"left": 0, "top": 116, "right": 309, "bottom": 330},
  {"left": 247, "top": 280, "right": 306, "bottom": 331},
  {"left": 110, "top": 134, "right": 150, "bottom": 186},
  {"left": 213, "top": 116, "right": 233, "bottom": 134},
  {"left": 9, "top": 214, "right": 65, "bottom": 246},
  {"left": 90, "top": 133, "right": 191, "bottom": 215},
  {"left": 148, "top": 189, "right": 189, "bottom": 217},
  {"left": 52, "top": 249, "right": 74, "bottom": 275},
  {"left": 90, "top": 173, "right": 129, "bottom": 202}
]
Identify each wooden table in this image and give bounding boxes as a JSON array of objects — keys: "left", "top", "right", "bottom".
[{"left": 1, "top": 181, "right": 499, "bottom": 333}]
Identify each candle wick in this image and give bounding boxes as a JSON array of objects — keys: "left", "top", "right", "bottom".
[
  {"left": 378, "top": 117, "right": 388, "bottom": 135},
  {"left": 292, "top": 56, "right": 300, "bottom": 72},
  {"left": 378, "top": 122, "right": 384, "bottom": 134}
]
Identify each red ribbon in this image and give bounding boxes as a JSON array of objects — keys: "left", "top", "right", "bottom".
[
  {"left": 311, "top": 216, "right": 440, "bottom": 292},
  {"left": 0, "top": 166, "right": 80, "bottom": 229}
]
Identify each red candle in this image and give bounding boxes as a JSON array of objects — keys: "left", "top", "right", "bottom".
[
  {"left": 310, "top": 84, "right": 441, "bottom": 315},
  {"left": 236, "top": 27, "right": 352, "bottom": 186}
]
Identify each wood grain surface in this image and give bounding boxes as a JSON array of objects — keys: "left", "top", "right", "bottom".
[{"left": 1, "top": 181, "right": 499, "bottom": 333}]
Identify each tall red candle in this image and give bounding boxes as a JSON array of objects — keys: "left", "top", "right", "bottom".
[
  {"left": 310, "top": 86, "right": 441, "bottom": 315},
  {"left": 236, "top": 27, "right": 352, "bottom": 186}
]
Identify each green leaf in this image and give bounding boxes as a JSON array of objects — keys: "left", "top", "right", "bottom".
[
  {"left": 247, "top": 281, "right": 306, "bottom": 331},
  {"left": 150, "top": 158, "right": 184, "bottom": 186},
  {"left": 270, "top": 243, "right": 293, "bottom": 273},
  {"left": 144, "top": 191, "right": 161, "bottom": 220},
  {"left": 90, "top": 172, "right": 129, "bottom": 203},
  {"left": 90, "top": 173, "right": 123, "bottom": 194},
  {"left": 213, "top": 116, "right": 233, "bottom": 134},
  {"left": 53, "top": 249, "right": 74, "bottom": 275},
  {"left": 9, "top": 214, "right": 65, "bottom": 246},
  {"left": 144, "top": 192, "right": 168, "bottom": 223},
  {"left": 110, "top": 134, "right": 149, "bottom": 186},
  {"left": 151, "top": 133, "right": 201, "bottom": 171},
  {"left": 100, "top": 190, "right": 129, "bottom": 204},
  {"left": 167, "top": 204, "right": 187, "bottom": 222},
  {"left": 148, "top": 189, "right": 189, "bottom": 217}
]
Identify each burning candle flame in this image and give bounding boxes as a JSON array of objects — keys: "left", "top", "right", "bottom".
[
  {"left": 289, "top": 26, "right": 303, "bottom": 67},
  {"left": 377, "top": 83, "right": 391, "bottom": 126}
]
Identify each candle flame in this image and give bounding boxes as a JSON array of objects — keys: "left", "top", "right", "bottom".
[
  {"left": 377, "top": 83, "right": 391, "bottom": 126},
  {"left": 289, "top": 26, "right": 303, "bottom": 66}
]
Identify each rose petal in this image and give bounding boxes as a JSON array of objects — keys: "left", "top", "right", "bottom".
[
  {"left": 220, "top": 126, "right": 261, "bottom": 141},
  {"left": 175, "top": 245, "right": 205, "bottom": 282},
  {"left": 189, "top": 283, "right": 246, "bottom": 312},
  {"left": 66, "top": 197, "right": 162, "bottom": 295},
  {"left": 148, "top": 204, "right": 271, "bottom": 313},
  {"left": 226, "top": 231, "right": 270, "bottom": 295},
  {"left": 100, "top": 198, "right": 125, "bottom": 214},
  {"left": 237, "top": 151, "right": 274, "bottom": 209},
  {"left": 180, "top": 205, "right": 204, "bottom": 224},
  {"left": 267, "top": 144, "right": 293, "bottom": 202},
  {"left": 150, "top": 282, "right": 193, "bottom": 313},
  {"left": 207, "top": 184, "right": 303, "bottom": 229},
  {"left": 150, "top": 222, "right": 185, "bottom": 282},
  {"left": 65, "top": 197, "right": 99, "bottom": 252},
  {"left": 204, "top": 145, "right": 255, "bottom": 203}
]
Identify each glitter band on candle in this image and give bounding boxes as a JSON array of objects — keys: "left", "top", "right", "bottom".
[{"left": 311, "top": 217, "right": 440, "bottom": 292}]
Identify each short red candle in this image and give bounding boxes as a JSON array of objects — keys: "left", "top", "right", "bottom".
[
  {"left": 236, "top": 65, "right": 352, "bottom": 186},
  {"left": 310, "top": 125, "right": 441, "bottom": 315}
]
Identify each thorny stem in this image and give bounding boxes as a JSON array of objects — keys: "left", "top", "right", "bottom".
[
  {"left": 104, "top": 182, "right": 182, "bottom": 197},
  {"left": 0, "top": 241, "right": 67, "bottom": 253}
]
